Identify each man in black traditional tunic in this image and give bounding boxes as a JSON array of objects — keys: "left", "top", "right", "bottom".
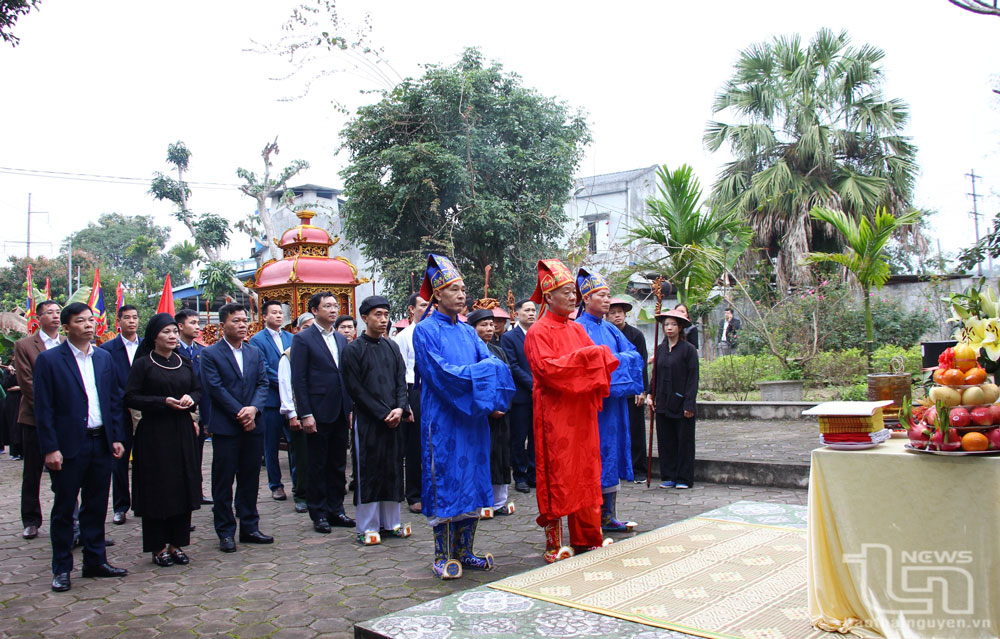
[{"left": 341, "top": 296, "right": 411, "bottom": 546}]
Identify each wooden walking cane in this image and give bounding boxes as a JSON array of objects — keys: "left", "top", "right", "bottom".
[{"left": 647, "top": 276, "right": 664, "bottom": 487}]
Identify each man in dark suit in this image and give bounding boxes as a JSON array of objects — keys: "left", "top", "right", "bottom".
[
  {"left": 99, "top": 304, "right": 140, "bottom": 525},
  {"left": 176, "top": 308, "right": 212, "bottom": 504},
  {"left": 249, "top": 299, "right": 294, "bottom": 502},
  {"left": 500, "top": 298, "right": 536, "bottom": 494},
  {"left": 718, "top": 307, "right": 742, "bottom": 356},
  {"left": 34, "top": 303, "right": 127, "bottom": 592},
  {"left": 607, "top": 298, "right": 649, "bottom": 480},
  {"left": 13, "top": 299, "right": 63, "bottom": 540},
  {"left": 291, "top": 291, "right": 355, "bottom": 533},
  {"left": 200, "top": 303, "right": 272, "bottom": 553}
]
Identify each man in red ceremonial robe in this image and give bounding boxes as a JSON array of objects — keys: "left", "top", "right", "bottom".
[{"left": 524, "top": 259, "right": 619, "bottom": 563}]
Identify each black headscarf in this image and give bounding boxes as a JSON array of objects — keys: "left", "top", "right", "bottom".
[{"left": 135, "top": 312, "right": 179, "bottom": 360}]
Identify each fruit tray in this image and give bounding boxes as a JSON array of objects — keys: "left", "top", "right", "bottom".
[{"left": 903, "top": 444, "right": 1000, "bottom": 456}]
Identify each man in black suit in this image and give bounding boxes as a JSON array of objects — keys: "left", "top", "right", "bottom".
[
  {"left": 99, "top": 304, "right": 140, "bottom": 525},
  {"left": 200, "top": 303, "right": 272, "bottom": 553},
  {"left": 500, "top": 298, "right": 536, "bottom": 494},
  {"left": 176, "top": 309, "right": 212, "bottom": 504},
  {"left": 607, "top": 298, "right": 649, "bottom": 480},
  {"left": 291, "top": 291, "right": 355, "bottom": 533},
  {"left": 34, "top": 303, "right": 127, "bottom": 592},
  {"left": 718, "top": 308, "right": 741, "bottom": 356}
]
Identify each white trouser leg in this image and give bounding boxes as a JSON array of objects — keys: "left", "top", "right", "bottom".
[
  {"left": 355, "top": 502, "right": 380, "bottom": 534},
  {"left": 492, "top": 484, "right": 508, "bottom": 510},
  {"left": 602, "top": 483, "right": 619, "bottom": 494},
  {"left": 378, "top": 501, "right": 401, "bottom": 531}
]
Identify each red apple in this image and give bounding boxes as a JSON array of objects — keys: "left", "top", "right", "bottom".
[
  {"left": 989, "top": 428, "right": 1000, "bottom": 450},
  {"left": 971, "top": 406, "right": 992, "bottom": 427},
  {"left": 988, "top": 404, "right": 1000, "bottom": 426},
  {"left": 924, "top": 407, "right": 937, "bottom": 427},
  {"left": 950, "top": 407, "right": 971, "bottom": 428}
]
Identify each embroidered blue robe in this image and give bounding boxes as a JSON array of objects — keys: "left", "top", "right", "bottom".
[
  {"left": 576, "top": 311, "right": 645, "bottom": 486},
  {"left": 414, "top": 310, "right": 516, "bottom": 519}
]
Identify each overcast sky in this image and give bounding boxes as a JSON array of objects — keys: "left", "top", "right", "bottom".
[{"left": 1, "top": 0, "right": 997, "bottom": 275}]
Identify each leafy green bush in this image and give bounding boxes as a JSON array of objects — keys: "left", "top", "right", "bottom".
[
  {"left": 803, "top": 349, "right": 865, "bottom": 386},
  {"left": 871, "top": 344, "right": 922, "bottom": 377},
  {"left": 700, "top": 354, "right": 782, "bottom": 397},
  {"left": 837, "top": 381, "right": 870, "bottom": 401}
]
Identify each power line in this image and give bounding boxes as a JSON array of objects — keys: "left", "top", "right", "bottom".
[{"left": 0, "top": 166, "right": 241, "bottom": 190}]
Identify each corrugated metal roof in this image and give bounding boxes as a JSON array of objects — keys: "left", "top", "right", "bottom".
[{"left": 574, "top": 165, "right": 658, "bottom": 189}]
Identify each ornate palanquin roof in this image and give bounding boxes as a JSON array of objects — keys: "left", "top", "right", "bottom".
[{"left": 251, "top": 210, "right": 361, "bottom": 289}]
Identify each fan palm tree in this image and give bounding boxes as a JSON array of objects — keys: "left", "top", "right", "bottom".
[
  {"left": 704, "top": 28, "right": 918, "bottom": 290},
  {"left": 629, "top": 164, "right": 752, "bottom": 306},
  {"left": 805, "top": 206, "right": 922, "bottom": 372}
]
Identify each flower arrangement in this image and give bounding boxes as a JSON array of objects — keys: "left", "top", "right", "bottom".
[{"left": 948, "top": 278, "right": 1000, "bottom": 373}]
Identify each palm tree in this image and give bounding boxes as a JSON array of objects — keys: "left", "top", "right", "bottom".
[
  {"left": 704, "top": 28, "right": 918, "bottom": 289},
  {"left": 805, "top": 206, "right": 921, "bottom": 372},
  {"left": 630, "top": 164, "right": 752, "bottom": 306}
]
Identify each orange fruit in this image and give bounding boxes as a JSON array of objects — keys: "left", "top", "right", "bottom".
[
  {"left": 933, "top": 368, "right": 948, "bottom": 385},
  {"left": 941, "top": 369, "right": 966, "bottom": 387},
  {"left": 954, "top": 343, "right": 978, "bottom": 372},
  {"left": 965, "top": 367, "right": 988, "bottom": 385},
  {"left": 961, "top": 431, "right": 989, "bottom": 452}
]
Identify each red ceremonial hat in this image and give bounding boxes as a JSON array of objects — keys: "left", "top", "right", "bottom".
[{"left": 530, "top": 259, "right": 574, "bottom": 304}]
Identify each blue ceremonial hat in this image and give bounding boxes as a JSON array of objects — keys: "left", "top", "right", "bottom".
[
  {"left": 576, "top": 267, "right": 609, "bottom": 300},
  {"left": 419, "top": 254, "right": 463, "bottom": 301}
]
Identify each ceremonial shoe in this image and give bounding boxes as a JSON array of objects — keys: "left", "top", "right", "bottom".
[
  {"left": 431, "top": 523, "right": 462, "bottom": 580},
  {"left": 357, "top": 531, "right": 381, "bottom": 546},
  {"left": 51, "top": 572, "right": 71, "bottom": 592},
  {"left": 271, "top": 487, "right": 287, "bottom": 501},
  {"left": 452, "top": 518, "right": 493, "bottom": 571},
  {"left": 313, "top": 519, "right": 332, "bottom": 534},
  {"left": 169, "top": 548, "right": 190, "bottom": 565},
  {"left": 382, "top": 523, "right": 412, "bottom": 538},
  {"left": 239, "top": 530, "right": 274, "bottom": 544},
  {"left": 330, "top": 513, "right": 355, "bottom": 527},
  {"left": 514, "top": 481, "right": 530, "bottom": 494},
  {"left": 294, "top": 501, "right": 308, "bottom": 513},
  {"left": 113, "top": 512, "right": 126, "bottom": 525},
  {"left": 543, "top": 520, "right": 574, "bottom": 564},
  {"left": 201, "top": 495, "right": 214, "bottom": 505},
  {"left": 22, "top": 525, "right": 38, "bottom": 539},
  {"left": 81, "top": 562, "right": 128, "bottom": 578},
  {"left": 219, "top": 537, "right": 237, "bottom": 553},
  {"left": 152, "top": 550, "right": 174, "bottom": 567}
]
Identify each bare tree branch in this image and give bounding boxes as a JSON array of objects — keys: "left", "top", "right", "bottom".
[{"left": 948, "top": 0, "right": 1000, "bottom": 16}]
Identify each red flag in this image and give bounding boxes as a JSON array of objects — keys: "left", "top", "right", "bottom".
[
  {"left": 25, "top": 265, "right": 39, "bottom": 334},
  {"left": 44, "top": 277, "right": 51, "bottom": 301},
  {"left": 115, "top": 282, "right": 124, "bottom": 333},
  {"left": 86, "top": 268, "right": 109, "bottom": 336},
  {"left": 156, "top": 273, "right": 175, "bottom": 316}
]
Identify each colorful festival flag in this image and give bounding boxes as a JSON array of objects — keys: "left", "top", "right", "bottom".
[
  {"left": 115, "top": 282, "right": 124, "bottom": 333},
  {"left": 156, "top": 273, "right": 175, "bottom": 317},
  {"left": 44, "top": 277, "right": 51, "bottom": 301},
  {"left": 25, "top": 265, "right": 38, "bottom": 334},
  {"left": 87, "top": 268, "right": 108, "bottom": 336}
]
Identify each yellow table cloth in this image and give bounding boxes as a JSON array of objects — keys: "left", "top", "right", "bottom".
[{"left": 808, "top": 438, "right": 1000, "bottom": 638}]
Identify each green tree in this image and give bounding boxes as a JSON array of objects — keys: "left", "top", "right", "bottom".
[
  {"left": 1, "top": 0, "right": 39, "bottom": 47},
  {"left": 200, "top": 261, "right": 238, "bottom": 307},
  {"left": 340, "top": 48, "right": 590, "bottom": 310},
  {"left": 805, "top": 206, "right": 922, "bottom": 372},
  {"left": 704, "top": 28, "right": 918, "bottom": 289},
  {"left": 236, "top": 138, "right": 309, "bottom": 262},
  {"left": 629, "top": 165, "right": 752, "bottom": 308}
]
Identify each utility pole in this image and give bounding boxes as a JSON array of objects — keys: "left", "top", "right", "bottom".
[
  {"left": 25, "top": 193, "right": 48, "bottom": 259},
  {"left": 967, "top": 170, "right": 985, "bottom": 276},
  {"left": 67, "top": 237, "right": 73, "bottom": 298}
]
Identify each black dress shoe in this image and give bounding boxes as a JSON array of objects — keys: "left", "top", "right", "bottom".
[
  {"left": 51, "top": 572, "right": 71, "bottom": 592},
  {"left": 22, "top": 525, "right": 38, "bottom": 539},
  {"left": 81, "top": 562, "right": 128, "bottom": 578},
  {"left": 201, "top": 495, "right": 213, "bottom": 505},
  {"left": 294, "top": 502, "right": 308, "bottom": 513},
  {"left": 330, "top": 513, "right": 355, "bottom": 527},
  {"left": 313, "top": 519, "right": 332, "bottom": 534},
  {"left": 515, "top": 481, "right": 530, "bottom": 493},
  {"left": 105, "top": 536, "right": 115, "bottom": 547},
  {"left": 112, "top": 512, "right": 126, "bottom": 525},
  {"left": 170, "top": 548, "right": 190, "bottom": 565},
  {"left": 219, "top": 537, "right": 237, "bottom": 553},
  {"left": 239, "top": 530, "right": 274, "bottom": 544},
  {"left": 152, "top": 550, "right": 174, "bottom": 567}
]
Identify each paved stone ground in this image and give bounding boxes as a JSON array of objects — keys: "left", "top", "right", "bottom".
[
  {"left": 693, "top": 418, "right": 816, "bottom": 465},
  {"left": 0, "top": 440, "right": 807, "bottom": 639}
]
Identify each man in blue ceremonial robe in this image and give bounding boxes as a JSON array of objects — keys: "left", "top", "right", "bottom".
[
  {"left": 574, "top": 267, "right": 645, "bottom": 532},
  {"left": 412, "top": 254, "right": 515, "bottom": 580}
]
